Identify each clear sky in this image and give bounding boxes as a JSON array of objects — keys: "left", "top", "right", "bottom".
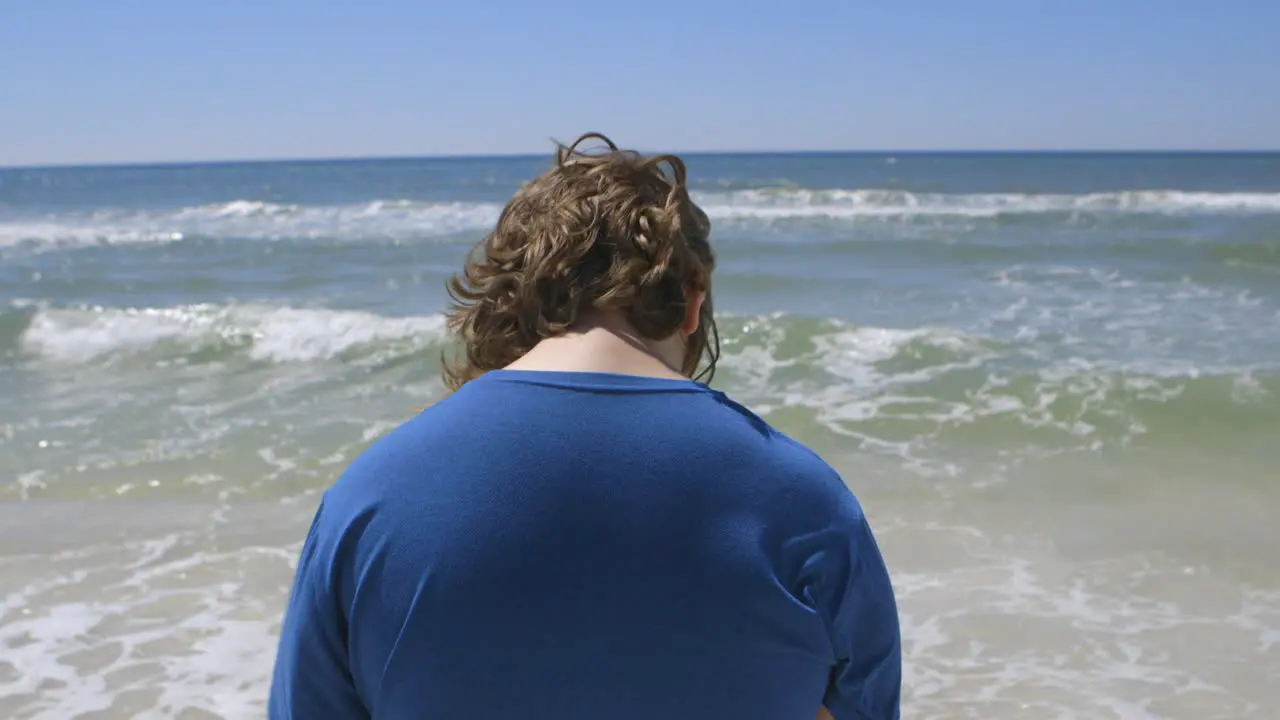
[{"left": 2, "top": 0, "right": 1278, "bottom": 166}]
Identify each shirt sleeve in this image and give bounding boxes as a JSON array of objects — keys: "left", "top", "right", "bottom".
[
  {"left": 268, "top": 502, "right": 370, "bottom": 720},
  {"left": 819, "top": 510, "right": 902, "bottom": 720}
]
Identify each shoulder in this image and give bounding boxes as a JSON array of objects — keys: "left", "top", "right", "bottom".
[
  {"left": 327, "top": 391, "right": 472, "bottom": 499},
  {"left": 707, "top": 388, "right": 866, "bottom": 523},
  {"left": 314, "top": 410, "right": 444, "bottom": 548},
  {"left": 319, "top": 383, "right": 516, "bottom": 531}
]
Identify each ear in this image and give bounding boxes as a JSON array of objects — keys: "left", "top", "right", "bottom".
[{"left": 682, "top": 288, "right": 706, "bottom": 338}]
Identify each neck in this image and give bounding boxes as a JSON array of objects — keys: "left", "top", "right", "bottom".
[{"left": 504, "top": 312, "right": 687, "bottom": 380}]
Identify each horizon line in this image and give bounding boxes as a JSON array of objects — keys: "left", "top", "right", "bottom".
[{"left": 3, "top": 147, "right": 1278, "bottom": 172}]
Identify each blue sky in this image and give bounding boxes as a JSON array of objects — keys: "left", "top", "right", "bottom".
[{"left": 2, "top": 0, "right": 1277, "bottom": 165}]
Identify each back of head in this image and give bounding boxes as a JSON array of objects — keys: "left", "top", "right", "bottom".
[{"left": 443, "top": 133, "right": 719, "bottom": 390}]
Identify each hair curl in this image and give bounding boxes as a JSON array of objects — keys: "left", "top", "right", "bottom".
[{"left": 442, "top": 132, "right": 719, "bottom": 391}]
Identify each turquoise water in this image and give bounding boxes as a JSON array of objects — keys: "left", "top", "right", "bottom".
[{"left": 2, "top": 153, "right": 1279, "bottom": 718}]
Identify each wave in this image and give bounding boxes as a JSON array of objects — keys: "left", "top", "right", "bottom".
[
  {"left": 0, "top": 200, "right": 504, "bottom": 249},
  {"left": 3, "top": 303, "right": 992, "bottom": 370},
  {"left": 4, "top": 190, "right": 1279, "bottom": 248},
  {"left": 696, "top": 189, "right": 1280, "bottom": 220},
  {"left": 1210, "top": 238, "right": 1280, "bottom": 271},
  {"left": 5, "top": 304, "right": 1275, "bottom": 454},
  {"left": 3, "top": 303, "right": 448, "bottom": 364}
]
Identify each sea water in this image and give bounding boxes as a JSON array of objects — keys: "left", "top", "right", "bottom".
[{"left": 2, "top": 152, "right": 1278, "bottom": 718}]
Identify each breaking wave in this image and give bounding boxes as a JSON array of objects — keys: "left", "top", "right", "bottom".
[
  {"left": 4, "top": 190, "right": 1280, "bottom": 249},
  {"left": 3, "top": 303, "right": 448, "bottom": 364},
  {"left": 5, "top": 304, "right": 1275, "bottom": 456}
]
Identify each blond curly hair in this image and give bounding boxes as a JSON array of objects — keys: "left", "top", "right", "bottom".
[{"left": 442, "top": 133, "right": 719, "bottom": 390}]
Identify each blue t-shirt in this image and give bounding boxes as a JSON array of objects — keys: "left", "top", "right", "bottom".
[{"left": 269, "top": 370, "right": 901, "bottom": 720}]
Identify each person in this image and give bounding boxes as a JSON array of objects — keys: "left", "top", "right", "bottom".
[{"left": 268, "top": 133, "right": 902, "bottom": 720}]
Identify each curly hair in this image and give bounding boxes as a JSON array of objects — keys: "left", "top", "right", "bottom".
[{"left": 442, "top": 132, "right": 719, "bottom": 391}]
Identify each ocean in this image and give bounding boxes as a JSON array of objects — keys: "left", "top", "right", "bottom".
[{"left": 2, "top": 152, "right": 1278, "bottom": 718}]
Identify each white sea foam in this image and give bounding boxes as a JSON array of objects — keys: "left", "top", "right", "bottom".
[
  {"left": 18, "top": 304, "right": 449, "bottom": 364},
  {"left": 4, "top": 190, "right": 1279, "bottom": 249},
  {"left": 712, "top": 309, "right": 1278, "bottom": 474},
  {"left": 0, "top": 199, "right": 504, "bottom": 248},
  {"left": 696, "top": 188, "right": 1280, "bottom": 221},
  {"left": 0, "top": 524, "right": 295, "bottom": 720}
]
